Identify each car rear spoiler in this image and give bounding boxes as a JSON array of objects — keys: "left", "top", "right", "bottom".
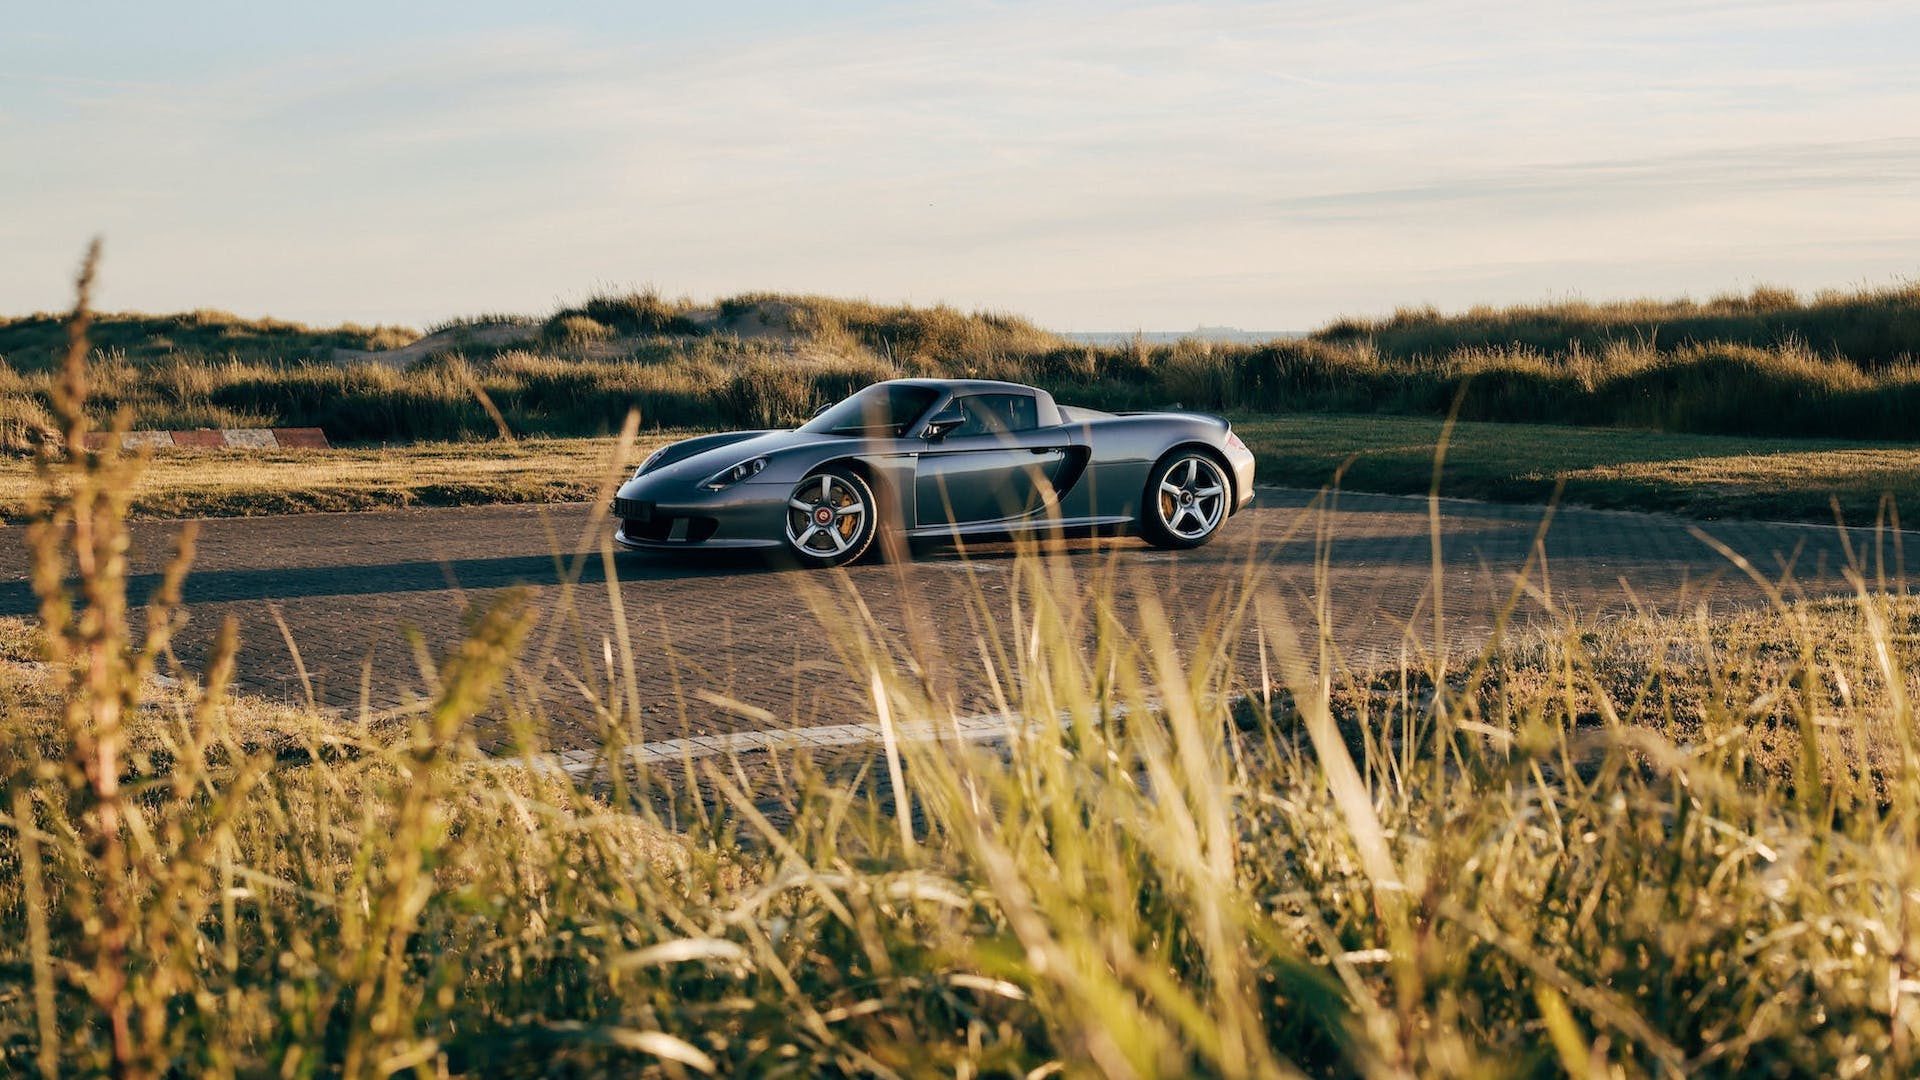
[{"left": 1115, "top": 409, "right": 1232, "bottom": 428}]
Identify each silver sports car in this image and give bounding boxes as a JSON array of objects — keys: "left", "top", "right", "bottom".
[{"left": 611, "top": 379, "right": 1255, "bottom": 566}]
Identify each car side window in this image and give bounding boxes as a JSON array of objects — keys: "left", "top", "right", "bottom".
[{"left": 952, "top": 394, "right": 1039, "bottom": 438}]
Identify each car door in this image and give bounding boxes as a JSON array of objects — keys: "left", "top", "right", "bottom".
[{"left": 914, "top": 393, "right": 1070, "bottom": 526}]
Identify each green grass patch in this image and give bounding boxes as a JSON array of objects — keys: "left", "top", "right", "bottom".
[{"left": 1236, "top": 413, "right": 1920, "bottom": 523}]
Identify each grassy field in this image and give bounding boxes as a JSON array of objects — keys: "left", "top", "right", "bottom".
[
  {"left": 7, "top": 259, "right": 1920, "bottom": 1076},
  {"left": 1237, "top": 413, "right": 1920, "bottom": 524},
  {"left": 5, "top": 414, "right": 1913, "bottom": 526},
  {"left": 4, "top": 282, "right": 1918, "bottom": 451},
  {"left": 0, "top": 435, "right": 679, "bottom": 520},
  {"left": 8, "top": 399, "right": 1920, "bottom": 1075}
]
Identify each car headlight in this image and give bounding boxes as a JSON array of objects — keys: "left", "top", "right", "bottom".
[
  {"left": 633, "top": 446, "right": 670, "bottom": 478},
  {"left": 702, "top": 456, "right": 768, "bottom": 490}
]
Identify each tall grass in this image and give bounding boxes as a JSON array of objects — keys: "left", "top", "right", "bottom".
[
  {"left": 715, "top": 291, "right": 1065, "bottom": 366},
  {"left": 1316, "top": 282, "right": 1920, "bottom": 369},
  {"left": 4, "top": 253, "right": 1918, "bottom": 1075},
  {"left": 0, "top": 308, "right": 417, "bottom": 368},
  {"left": 4, "top": 333, "right": 1917, "bottom": 452},
  {"left": 8, "top": 281, "right": 1920, "bottom": 451}
]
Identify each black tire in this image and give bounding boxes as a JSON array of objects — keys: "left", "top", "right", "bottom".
[
  {"left": 783, "top": 466, "right": 879, "bottom": 567},
  {"left": 1139, "top": 449, "right": 1232, "bottom": 550}
]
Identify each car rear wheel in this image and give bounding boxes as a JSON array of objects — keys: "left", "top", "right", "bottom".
[
  {"left": 783, "top": 467, "right": 877, "bottom": 567},
  {"left": 1140, "top": 451, "right": 1230, "bottom": 549}
]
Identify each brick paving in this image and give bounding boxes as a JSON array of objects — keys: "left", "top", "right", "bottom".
[{"left": 1, "top": 488, "right": 1906, "bottom": 752}]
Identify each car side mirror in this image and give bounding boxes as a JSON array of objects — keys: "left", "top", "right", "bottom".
[{"left": 921, "top": 402, "right": 966, "bottom": 441}]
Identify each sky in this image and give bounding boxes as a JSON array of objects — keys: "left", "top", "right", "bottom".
[{"left": 3, "top": 0, "right": 1918, "bottom": 331}]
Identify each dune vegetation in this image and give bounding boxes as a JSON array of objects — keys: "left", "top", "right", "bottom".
[
  {"left": 0, "top": 308, "right": 417, "bottom": 367},
  {"left": 5, "top": 261, "right": 1920, "bottom": 1076},
  {"left": 2, "top": 283, "right": 1918, "bottom": 455},
  {"left": 1313, "top": 282, "right": 1920, "bottom": 368}
]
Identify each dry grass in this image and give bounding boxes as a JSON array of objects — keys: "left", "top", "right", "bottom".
[
  {"left": 0, "top": 345, "right": 902, "bottom": 450},
  {"left": 0, "top": 616, "right": 356, "bottom": 761},
  {"left": 1316, "top": 281, "right": 1920, "bottom": 368},
  {"left": 4, "top": 413, "right": 1913, "bottom": 526},
  {"left": 0, "top": 308, "right": 417, "bottom": 368},
  {"left": 5, "top": 258, "right": 1920, "bottom": 1076},
  {"left": 1506, "top": 597, "right": 1920, "bottom": 794},
  {"left": 6, "top": 282, "right": 1918, "bottom": 451},
  {"left": 0, "top": 436, "right": 681, "bottom": 521}
]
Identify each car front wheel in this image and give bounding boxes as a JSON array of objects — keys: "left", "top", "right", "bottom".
[{"left": 783, "top": 466, "right": 877, "bottom": 567}]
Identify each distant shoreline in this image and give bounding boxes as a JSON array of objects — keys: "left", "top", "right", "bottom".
[{"left": 1059, "top": 329, "right": 1305, "bottom": 346}]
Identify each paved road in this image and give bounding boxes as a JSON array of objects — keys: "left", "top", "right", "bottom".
[{"left": 2, "top": 490, "right": 1905, "bottom": 751}]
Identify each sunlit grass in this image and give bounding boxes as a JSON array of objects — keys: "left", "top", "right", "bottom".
[
  {"left": 1233, "top": 413, "right": 1920, "bottom": 523},
  {"left": 0, "top": 436, "right": 683, "bottom": 521},
  {"left": 5, "top": 283, "right": 1920, "bottom": 452},
  {"left": 3, "top": 254, "right": 1919, "bottom": 1076},
  {"left": 1315, "top": 281, "right": 1920, "bottom": 369},
  {"left": 7, "top": 414, "right": 1913, "bottom": 526}
]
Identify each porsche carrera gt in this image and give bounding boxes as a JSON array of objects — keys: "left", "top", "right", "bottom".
[{"left": 611, "top": 379, "right": 1255, "bottom": 566}]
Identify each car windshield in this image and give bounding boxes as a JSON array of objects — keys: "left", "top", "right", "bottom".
[{"left": 798, "top": 384, "right": 940, "bottom": 437}]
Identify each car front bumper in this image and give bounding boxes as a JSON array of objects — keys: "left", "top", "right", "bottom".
[{"left": 610, "top": 479, "right": 791, "bottom": 551}]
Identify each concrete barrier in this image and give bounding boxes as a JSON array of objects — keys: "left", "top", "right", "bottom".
[{"left": 80, "top": 428, "right": 331, "bottom": 451}]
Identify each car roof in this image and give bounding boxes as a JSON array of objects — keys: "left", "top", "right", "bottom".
[{"left": 882, "top": 378, "right": 1041, "bottom": 396}]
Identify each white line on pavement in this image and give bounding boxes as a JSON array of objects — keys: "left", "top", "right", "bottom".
[{"left": 539, "top": 710, "right": 1032, "bottom": 780}]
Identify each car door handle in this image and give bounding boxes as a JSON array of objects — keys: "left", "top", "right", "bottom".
[{"left": 1029, "top": 447, "right": 1061, "bottom": 455}]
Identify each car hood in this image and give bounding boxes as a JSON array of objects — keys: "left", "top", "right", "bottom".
[{"left": 629, "top": 429, "right": 856, "bottom": 490}]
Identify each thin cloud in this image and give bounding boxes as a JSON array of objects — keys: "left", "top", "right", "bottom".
[
  {"left": 1, "top": 0, "right": 1917, "bottom": 327},
  {"left": 1267, "top": 138, "right": 1920, "bottom": 220}
]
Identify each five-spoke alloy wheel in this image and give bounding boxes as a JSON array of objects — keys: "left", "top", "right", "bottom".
[
  {"left": 784, "top": 466, "right": 878, "bottom": 566},
  {"left": 1140, "top": 451, "right": 1230, "bottom": 549}
]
